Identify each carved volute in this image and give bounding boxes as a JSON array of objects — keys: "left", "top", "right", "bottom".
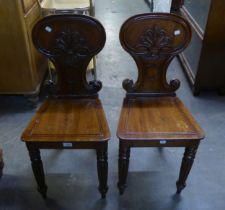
[
  {"left": 120, "top": 13, "right": 191, "bottom": 97},
  {"left": 32, "top": 15, "right": 106, "bottom": 97}
]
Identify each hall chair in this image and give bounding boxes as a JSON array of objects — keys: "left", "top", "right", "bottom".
[
  {"left": 21, "top": 14, "right": 110, "bottom": 199},
  {"left": 38, "top": 0, "right": 97, "bottom": 83},
  {"left": 117, "top": 13, "right": 205, "bottom": 194}
]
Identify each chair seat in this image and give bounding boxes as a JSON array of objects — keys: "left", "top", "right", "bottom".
[
  {"left": 21, "top": 98, "right": 110, "bottom": 142},
  {"left": 117, "top": 97, "right": 204, "bottom": 141}
]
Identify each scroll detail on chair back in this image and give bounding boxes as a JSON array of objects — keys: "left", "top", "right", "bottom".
[
  {"left": 117, "top": 13, "right": 204, "bottom": 195},
  {"left": 120, "top": 13, "right": 191, "bottom": 96},
  {"left": 21, "top": 15, "right": 110, "bottom": 199},
  {"left": 32, "top": 14, "right": 105, "bottom": 97}
]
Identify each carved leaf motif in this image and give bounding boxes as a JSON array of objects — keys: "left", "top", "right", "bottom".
[
  {"left": 135, "top": 25, "right": 172, "bottom": 57},
  {"left": 53, "top": 26, "right": 90, "bottom": 66}
]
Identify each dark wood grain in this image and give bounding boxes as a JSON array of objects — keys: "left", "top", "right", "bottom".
[
  {"left": 27, "top": 148, "right": 47, "bottom": 198},
  {"left": 96, "top": 143, "right": 108, "bottom": 198},
  {"left": 32, "top": 14, "right": 106, "bottom": 97},
  {"left": 176, "top": 144, "right": 199, "bottom": 193},
  {"left": 120, "top": 13, "right": 191, "bottom": 97},
  {"left": 117, "top": 13, "right": 204, "bottom": 195},
  {"left": 21, "top": 14, "right": 110, "bottom": 198},
  {"left": 117, "top": 142, "right": 130, "bottom": 194}
]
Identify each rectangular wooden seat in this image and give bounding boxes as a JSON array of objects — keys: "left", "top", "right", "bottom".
[
  {"left": 117, "top": 97, "right": 204, "bottom": 141},
  {"left": 117, "top": 13, "right": 205, "bottom": 195},
  {"left": 21, "top": 14, "right": 109, "bottom": 199},
  {"left": 22, "top": 98, "right": 110, "bottom": 142}
]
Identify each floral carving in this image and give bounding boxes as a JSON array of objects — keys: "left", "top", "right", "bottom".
[
  {"left": 135, "top": 25, "right": 172, "bottom": 57},
  {"left": 53, "top": 26, "right": 90, "bottom": 66}
]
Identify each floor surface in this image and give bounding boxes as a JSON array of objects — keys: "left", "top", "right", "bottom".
[{"left": 1, "top": 0, "right": 225, "bottom": 209}]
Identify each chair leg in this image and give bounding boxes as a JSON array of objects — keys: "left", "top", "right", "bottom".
[
  {"left": 28, "top": 148, "right": 47, "bottom": 198},
  {"left": 176, "top": 144, "right": 199, "bottom": 194},
  {"left": 96, "top": 143, "right": 108, "bottom": 198},
  {"left": 118, "top": 142, "right": 130, "bottom": 195}
]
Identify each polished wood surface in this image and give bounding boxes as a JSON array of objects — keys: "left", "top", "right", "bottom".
[
  {"left": 0, "top": 0, "right": 47, "bottom": 95},
  {"left": 117, "top": 13, "right": 204, "bottom": 195},
  {"left": 117, "top": 97, "right": 204, "bottom": 141},
  {"left": 32, "top": 14, "right": 105, "bottom": 97},
  {"left": 120, "top": 13, "right": 191, "bottom": 97},
  {"left": 22, "top": 98, "right": 110, "bottom": 142},
  {"left": 39, "top": 0, "right": 96, "bottom": 79},
  {"left": 21, "top": 14, "right": 109, "bottom": 198}
]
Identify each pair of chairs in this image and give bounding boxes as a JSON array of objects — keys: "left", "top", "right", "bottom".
[{"left": 21, "top": 13, "right": 204, "bottom": 199}]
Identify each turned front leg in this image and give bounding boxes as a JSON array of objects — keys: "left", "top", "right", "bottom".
[
  {"left": 118, "top": 141, "right": 130, "bottom": 195},
  {"left": 96, "top": 143, "right": 108, "bottom": 198},
  {"left": 176, "top": 144, "right": 199, "bottom": 194},
  {"left": 27, "top": 147, "right": 47, "bottom": 198}
]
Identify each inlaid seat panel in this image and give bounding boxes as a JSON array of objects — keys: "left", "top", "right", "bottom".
[
  {"left": 21, "top": 14, "right": 109, "bottom": 199},
  {"left": 117, "top": 97, "right": 204, "bottom": 140},
  {"left": 22, "top": 98, "right": 110, "bottom": 142},
  {"left": 117, "top": 13, "right": 205, "bottom": 195}
]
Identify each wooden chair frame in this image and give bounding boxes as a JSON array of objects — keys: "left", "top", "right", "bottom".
[
  {"left": 117, "top": 13, "right": 204, "bottom": 195},
  {"left": 21, "top": 14, "right": 110, "bottom": 199}
]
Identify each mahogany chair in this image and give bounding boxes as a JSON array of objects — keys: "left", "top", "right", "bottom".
[
  {"left": 21, "top": 15, "right": 110, "bottom": 198},
  {"left": 117, "top": 13, "right": 204, "bottom": 195},
  {"left": 0, "top": 149, "right": 3, "bottom": 178}
]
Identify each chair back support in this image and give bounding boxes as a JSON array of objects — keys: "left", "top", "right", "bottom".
[
  {"left": 120, "top": 13, "right": 191, "bottom": 97},
  {"left": 32, "top": 15, "right": 106, "bottom": 97}
]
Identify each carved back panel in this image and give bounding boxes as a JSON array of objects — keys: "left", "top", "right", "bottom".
[
  {"left": 120, "top": 13, "right": 191, "bottom": 97},
  {"left": 32, "top": 15, "right": 106, "bottom": 97}
]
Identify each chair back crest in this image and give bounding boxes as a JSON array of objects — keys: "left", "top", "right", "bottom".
[
  {"left": 120, "top": 13, "right": 191, "bottom": 96},
  {"left": 32, "top": 15, "right": 106, "bottom": 97}
]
